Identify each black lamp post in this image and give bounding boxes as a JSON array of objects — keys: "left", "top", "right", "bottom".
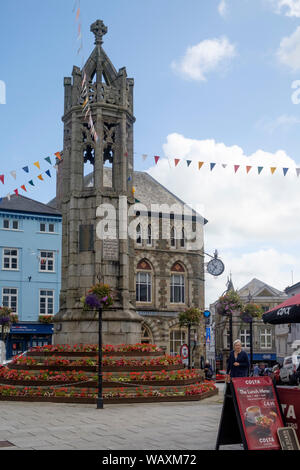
[
  {"left": 246, "top": 291, "right": 254, "bottom": 375},
  {"left": 97, "top": 305, "right": 103, "bottom": 409},
  {"left": 187, "top": 322, "right": 191, "bottom": 370}
]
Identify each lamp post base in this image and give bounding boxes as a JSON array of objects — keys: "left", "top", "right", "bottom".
[{"left": 96, "top": 398, "right": 104, "bottom": 409}]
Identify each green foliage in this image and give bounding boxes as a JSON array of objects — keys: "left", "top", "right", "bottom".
[{"left": 178, "top": 307, "right": 202, "bottom": 326}]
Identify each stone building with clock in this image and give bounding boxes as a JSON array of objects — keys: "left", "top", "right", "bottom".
[{"left": 50, "top": 20, "right": 208, "bottom": 361}]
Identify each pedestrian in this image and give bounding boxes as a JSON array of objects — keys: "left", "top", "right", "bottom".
[
  {"left": 253, "top": 363, "right": 260, "bottom": 376},
  {"left": 204, "top": 361, "right": 213, "bottom": 380},
  {"left": 225, "top": 339, "right": 250, "bottom": 383}
]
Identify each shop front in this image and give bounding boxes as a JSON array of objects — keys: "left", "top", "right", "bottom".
[
  {"left": 6, "top": 323, "right": 54, "bottom": 359},
  {"left": 250, "top": 353, "right": 277, "bottom": 367}
]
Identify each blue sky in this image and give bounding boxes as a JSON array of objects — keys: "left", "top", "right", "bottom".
[{"left": 2, "top": 0, "right": 300, "bottom": 304}]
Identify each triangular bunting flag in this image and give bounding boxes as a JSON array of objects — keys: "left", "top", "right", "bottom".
[
  {"left": 14, "top": 189, "right": 19, "bottom": 196},
  {"left": 270, "top": 167, "right": 276, "bottom": 175},
  {"left": 34, "top": 162, "right": 40, "bottom": 170},
  {"left": 186, "top": 160, "right": 192, "bottom": 167},
  {"left": 246, "top": 166, "right": 252, "bottom": 174},
  {"left": 222, "top": 164, "right": 227, "bottom": 169},
  {"left": 45, "top": 157, "right": 52, "bottom": 165},
  {"left": 210, "top": 163, "right": 216, "bottom": 171},
  {"left": 22, "top": 166, "right": 29, "bottom": 173},
  {"left": 76, "top": 7, "right": 80, "bottom": 20},
  {"left": 55, "top": 152, "right": 62, "bottom": 161},
  {"left": 142, "top": 154, "right": 148, "bottom": 161},
  {"left": 10, "top": 171, "right": 17, "bottom": 180},
  {"left": 234, "top": 165, "right": 240, "bottom": 173},
  {"left": 45, "top": 170, "right": 51, "bottom": 178},
  {"left": 283, "top": 168, "right": 289, "bottom": 176},
  {"left": 154, "top": 156, "right": 160, "bottom": 164},
  {"left": 174, "top": 159, "right": 180, "bottom": 167},
  {"left": 38, "top": 174, "right": 44, "bottom": 181},
  {"left": 53, "top": 165, "right": 58, "bottom": 172},
  {"left": 296, "top": 168, "right": 300, "bottom": 177},
  {"left": 0, "top": 175, "right": 4, "bottom": 184},
  {"left": 198, "top": 162, "right": 204, "bottom": 170},
  {"left": 21, "top": 185, "right": 27, "bottom": 192},
  {"left": 258, "top": 167, "right": 263, "bottom": 174},
  {"left": 28, "top": 180, "right": 35, "bottom": 186}
]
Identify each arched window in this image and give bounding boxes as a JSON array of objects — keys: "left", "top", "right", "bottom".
[
  {"left": 147, "top": 224, "right": 152, "bottom": 246},
  {"left": 136, "top": 223, "right": 142, "bottom": 245},
  {"left": 170, "top": 226, "right": 176, "bottom": 248},
  {"left": 136, "top": 259, "right": 152, "bottom": 303},
  {"left": 180, "top": 227, "right": 185, "bottom": 248},
  {"left": 141, "top": 324, "right": 153, "bottom": 344},
  {"left": 170, "top": 262, "right": 185, "bottom": 304}
]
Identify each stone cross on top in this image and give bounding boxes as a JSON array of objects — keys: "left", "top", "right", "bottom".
[{"left": 90, "top": 20, "right": 108, "bottom": 46}]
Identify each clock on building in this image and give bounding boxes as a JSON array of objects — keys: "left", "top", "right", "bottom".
[{"left": 207, "top": 257, "right": 225, "bottom": 277}]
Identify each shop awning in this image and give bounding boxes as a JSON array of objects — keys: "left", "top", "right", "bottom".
[{"left": 262, "top": 293, "right": 300, "bottom": 324}]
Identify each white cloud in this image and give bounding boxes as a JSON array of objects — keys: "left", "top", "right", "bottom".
[
  {"left": 277, "top": 26, "right": 300, "bottom": 71},
  {"left": 218, "top": 0, "right": 228, "bottom": 17},
  {"left": 268, "top": 0, "right": 300, "bottom": 17},
  {"left": 255, "top": 114, "right": 300, "bottom": 133},
  {"left": 171, "top": 36, "right": 236, "bottom": 81},
  {"left": 146, "top": 133, "right": 300, "bottom": 305}
]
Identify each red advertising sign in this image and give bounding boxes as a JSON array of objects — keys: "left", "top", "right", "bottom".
[
  {"left": 232, "top": 377, "right": 284, "bottom": 450},
  {"left": 277, "top": 386, "right": 300, "bottom": 442}
]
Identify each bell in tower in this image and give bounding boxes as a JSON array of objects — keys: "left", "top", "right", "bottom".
[{"left": 53, "top": 20, "right": 142, "bottom": 345}]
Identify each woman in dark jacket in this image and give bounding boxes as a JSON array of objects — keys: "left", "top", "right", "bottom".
[{"left": 226, "top": 339, "right": 250, "bottom": 382}]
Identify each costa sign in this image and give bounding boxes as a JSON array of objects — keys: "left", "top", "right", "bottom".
[{"left": 277, "top": 307, "right": 292, "bottom": 317}]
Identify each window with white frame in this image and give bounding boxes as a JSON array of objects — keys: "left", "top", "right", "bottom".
[
  {"left": 3, "top": 248, "right": 19, "bottom": 270},
  {"left": 136, "top": 272, "right": 152, "bottom": 302},
  {"left": 3, "top": 219, "right": 19, "bottom": 230},
  {"left": 170, "top": 274, "right": 185, "bottom": 303},
  {"left": 2, "top": 288, "right": 18, "bottom": 313},
  {"left": 39, "top": 290, "right": 54, "bottom": 315},
  {"left": 40, "top": 222, "right": 55, "bottom": 233},
  {"left": 260, "top": 328, "right": 272, "bottom": 349},
  {"left": 39, "top": 251, "right": 55, "bottom": 272},
  {"left": 240, "top": 329, "right": 250, "bottom": 348},
  {"left": 170, "top": 329, "right": 186, "bottom": 356}
]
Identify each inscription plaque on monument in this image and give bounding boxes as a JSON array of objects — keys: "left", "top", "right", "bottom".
[{"left": 103, "top": 239, "right": 119, "bottom": 260}]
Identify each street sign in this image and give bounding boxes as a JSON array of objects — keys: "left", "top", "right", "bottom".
[
  {"left": 180, "top": 344, "right": 189, "bottom": 360},
  {"left": 203, "top": 310, "right": 210, "bottom": 318}
]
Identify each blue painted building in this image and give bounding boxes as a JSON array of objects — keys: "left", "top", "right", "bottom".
[{"left": 0, "top": 195, "right": 62, "bottom": 358}]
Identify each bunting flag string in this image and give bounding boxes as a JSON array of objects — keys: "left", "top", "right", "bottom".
[
  {"left": 137, "top": 152, "right": 300, "bottom": 179},
  {"left": 0, "top": 151, "right": 59, "bottom": 186}
]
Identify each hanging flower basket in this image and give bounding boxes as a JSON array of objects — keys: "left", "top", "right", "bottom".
[
  {"left": 0, "top": 307, "right": 17, "bottom": 326},
  {"left": 216, "top": 291, "right": 243, "bottom": 316},
  {"left": 241, "top": 303, "right": 263, "bottom": 322},
  {"left": 178, "top": 307, "right": 202, "bottom": 327},
  {"left": 80, "top": 283, "right": 114, "bottom": 310}
]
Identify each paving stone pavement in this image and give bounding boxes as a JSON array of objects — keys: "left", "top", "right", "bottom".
[{"left": 0, "top": 384, "right": 242, "bottom": 451}]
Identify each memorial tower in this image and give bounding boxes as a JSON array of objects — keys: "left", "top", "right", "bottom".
[{"left": 54, "top": 20, "right": 142, "bottom": 345}]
